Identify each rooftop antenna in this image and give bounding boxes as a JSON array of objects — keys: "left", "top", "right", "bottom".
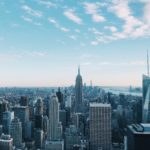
[
  {"left": 78, "top": 65, "right": 80, "bottom": 75},
  {"left": 147, "top": 50, "right": 149, "bottom": 76}
]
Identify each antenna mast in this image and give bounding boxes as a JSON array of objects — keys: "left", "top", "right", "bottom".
[{"left": 147, "top": 50, "right": 149, "bottom": 76}]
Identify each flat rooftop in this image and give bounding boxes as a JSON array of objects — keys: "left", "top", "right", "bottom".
[
  {"left": 90, "top": 103, "right": 111, "bottom": 107},
  {"left": 128, "top": 123, "right": 150, "bottom": 134}
]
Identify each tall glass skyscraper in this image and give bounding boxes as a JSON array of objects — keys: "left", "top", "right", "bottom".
[
  {"left": 9, "top": 117, "right": 22, "bottom": 148},
  {"left": 142, "top": 75, "right": 150, "bottom": 122}
]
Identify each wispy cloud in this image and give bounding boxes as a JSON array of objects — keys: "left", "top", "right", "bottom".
[
  {"left": 69, "top": 35, "right": 77, "bottom": 40},
  {"left": 98, "top": 61, "right": 145, "bottom": 66},
  {"left": 22, "top": 5, "right": 42, "bottom": 17},
  {"left": 48, "top": 18, "right": 70, "bottom": 32},
  {"left": 104, "top": 26, "right": 117, "bottom": 32},
  {"left": 144, "top": 0, "right": 150, "bottom": 25},
  {"left": 83, "top": 2, "right": 105, "bottom": 22},
  {"left": 21, "top": 16, "right": 42, "bottom": 26},
  {"left": 21, "top": 16, "right": 33, "bottom": 23},
  {"left": 37, "top": 0, "right": 56, "bottom": 8},
  {"left": 48, "top": 18, "right": 59, "bottom": 27},
  {"left": 88, "top": 28, "right": 103, "bottom": 35},
  {"left": 25, "top": 51, "right": 47, "bottom": 57},
  {"left": 60, "top": 27, "right": 70, "bottom": 32},
  {"left": 107, "top": 0, "right": 149, "bottom": 39},
  {"left": 64, "top": 9, "right": 83, "bottom": 25}
]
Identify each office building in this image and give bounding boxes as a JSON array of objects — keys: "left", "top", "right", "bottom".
[
  {"left": 2, "top": 111, "right": 14, "bottom": 134},
  {"left": 127, "top": 124, "right": 150, "bottom": 150},
  {"left": 90, "top": 103, "right": 111, "bottom": 150},
  {"left": 9, "top": 117, "right": 22, "bottom": 148},
  {"left": 0, "top": 134, "right": 13, "bottom": 150}
]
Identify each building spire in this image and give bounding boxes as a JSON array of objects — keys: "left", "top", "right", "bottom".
[
  {"left": 78, "top": 65, "right": 80, "bottom": 75},
  {"left": 147, "top": 50, "right": 149, "bottom": 76}
]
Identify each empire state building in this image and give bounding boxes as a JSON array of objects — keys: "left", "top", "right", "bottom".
[{"left": 75, "top": 66, "right": 83, "bottom": 112}]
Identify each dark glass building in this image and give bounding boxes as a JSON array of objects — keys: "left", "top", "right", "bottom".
[{"left": 127, "top": 124, "right": 150, "bottom": 150}]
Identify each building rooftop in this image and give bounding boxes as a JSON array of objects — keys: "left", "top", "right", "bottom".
[
  {"left": 90, "top": 103, "right": 111, "bottom": 107},
  {"left": 128, "top": 123, "right": 150, "bottom": 134}
]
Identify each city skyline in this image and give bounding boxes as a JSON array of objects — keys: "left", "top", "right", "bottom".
[{"left": 1, "top": 0, "right": 150, "bottom": 87}]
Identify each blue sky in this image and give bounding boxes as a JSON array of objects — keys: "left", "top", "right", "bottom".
[{"left": 0, "top": 0, "right": 150, "bottom": 87}]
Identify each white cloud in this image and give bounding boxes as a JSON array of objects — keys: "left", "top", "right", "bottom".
[
  {"left": 64, "top": 9, "right": 83, "bottom": 24},
  {"left": 22, "top": 5, "right": 42, "bottom": 17},
  {"left": 144, "top": 1, "right": 150, "bottom": 25},
  {"left": 69, "top": 35, "right": 77, "bottom": 40},
  {"left": 23, "top": 51, "right": 48, "bottom": 57},
  {"left": 38, "top": 0, "right": 56, "bottom": 8},
  {"left": 30, "top": 51, "right": 47, "bottom": 57},
  {"left": 83, "top": 2, "right": 105, "bottom": 22},
  {"left": 105, "top": 0, "right": 150, "bottom": 40},
  {"left": 91, "top": 41, "right": 99, "bottom": 46},
  {"left": 104, "top": 26, "right": 117, "bottom": 32},
  {"left": 88, "top": 28, "right": 103, "bottom": 35},
  {"left": 21, "top": 16, "right": 33, "bottom": 23},
  {"left": 48, "top": 18, "right": 70, "bottom": 32},
  {"left": 48, "top": 18, "right": 59, "bottom": 27},
  {"left": 60, "top": 27, "right": 70, "bottom": 32}
]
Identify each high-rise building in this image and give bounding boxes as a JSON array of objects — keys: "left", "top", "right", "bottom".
[
  {"left": 12, "top": 106, "right": 29, "bottom": 139},
  {"left": 127, "top": 124, "right": 150, "bottom": 150},
  {"left": 75, "top": 66, "right": 83, "bottom": 112},
  {"left": 45, "top": 140, "right": 64, "bottom": 150},
  {"left": 0, "top": 134, "right": 13, "bottom": 150},
  {"left": 0, "top": 100, "right": 8, "bottom": 125},
  {"left": 34, "top": 129, "right": 44, "bottom": 149},
  {"left": 47, "top": 95, "right": 60, "bottom": 140},
  {"left": 35, "top": 98, "right": 43, "bottom": 129},
  {"left": 9, "top": 117, "right": 22, "bottom": 148},
  {"left": 35, "top": 98, "right": 43, "bottom": 116},
  {"left": 56, "top": 88, "right": 64, "bottom": 109},
  {"left": 142, "top": 51, "right": 150, "bottom": 122},
  {"left": 142, "top": 75, "right": 150, "bottom": 105},
  {"left": 89, "top": 103, "right": 111, "bottom": 150},
  {"left": 20, "top": 96, "right": 28, "bottom": 106},
  {"left": 2, "top": 111, "right": 14, "bottom": 134},
  {"left": 143, "top": 85, "right": 150, "bottom": 123},
  {"left": 45, "top": 95, "right": 63, "bottom": 149},
  {"left": 34, "top": 98, "right": 44, "bottom": 149}
]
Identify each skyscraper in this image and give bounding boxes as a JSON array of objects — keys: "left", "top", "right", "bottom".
[
  {"left": 47, "top": 95, "right": 60, "bottom": 140},
  {"left": 45, "top": 95, "right": 63, "bottom": 150},
  {"left": 12, "top": 106, "right": 29, "bottom": 139},
  {"left": 89, "top": 103, "right": 111, "bottom": 150},
  {"left": 142, "top": 75, "right": 150, "bottom": 105},
  {"left": 0, "top": 134, "right": 13, "bottom": 150},
  {"left": 0, "top": 100, "right": 8, "bottom": 125},
  {"left": 142, "top": 51, "right": 150, "bottom": 122},
  {"left": 9, "top": 117, "right": 22, "bottom": 148},
  {"left": 75, "top": 66, "right": 83, "bottom": 112},
  {"left": 127, "top": 124, "right": 150, "bottom": 150},
  {"left": 143, "top": 85, "right": 150, "bottom": 123},
  {"left": 2, "top": 111, "right": 14, "bottom": 134}
]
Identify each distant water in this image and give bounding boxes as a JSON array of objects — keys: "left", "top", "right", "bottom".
[{"left": 102, "top": 86, "right": 142, "bottom": 96}]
